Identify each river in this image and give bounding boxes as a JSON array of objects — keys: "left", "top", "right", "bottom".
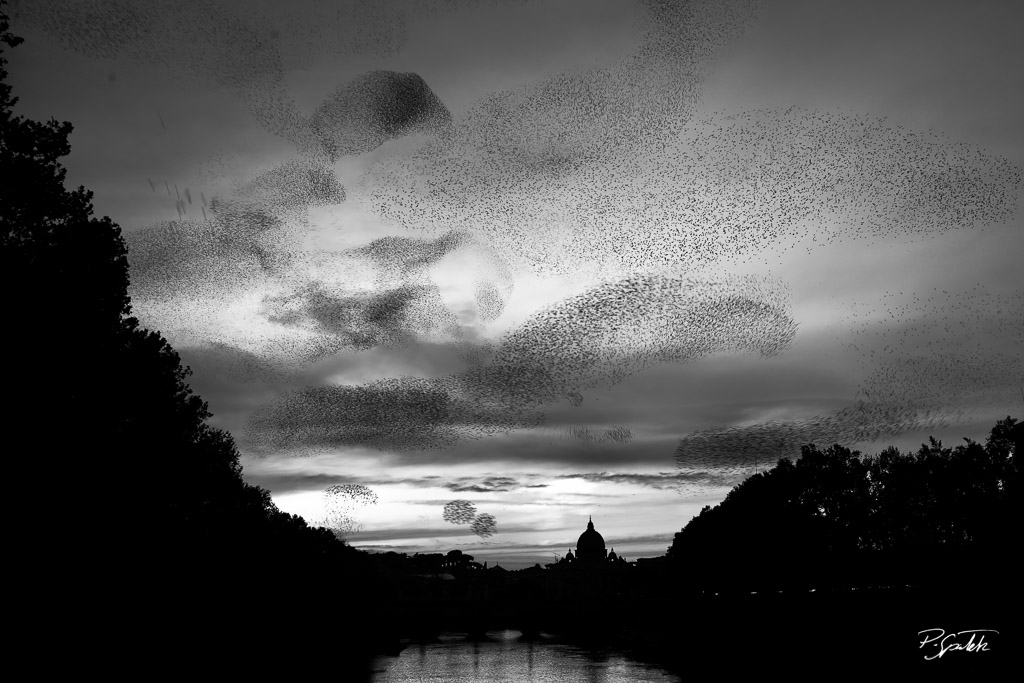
[{"left": 363, "top": 630, "right": 680, "bottom": 682}]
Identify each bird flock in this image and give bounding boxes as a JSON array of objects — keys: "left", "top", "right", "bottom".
[
  {"left": 545, "top": 425, "right": 635, "bottom": 446},
  {"left": 675, "top": 286, "right": 1024, "bottom": 474},
  {"left": 11, "top": 0, "right": 479, "bottom": 157},
  {"left": 359, "top": 106, "right": 1021, "bottom": 277},
  {"left": 321, "top": 483, "right": 378, "bottom": 536},
  {"left": 442, "top": 500, "right": 498, "bottom": 539},
  {"left": 13, "top": 0, "right": 1023, "bottom": 524},
  {"left": 246, "top": 273, "right": 798, "bottom": 453}
]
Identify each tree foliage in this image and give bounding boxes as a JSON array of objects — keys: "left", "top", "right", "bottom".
[
  {"left": 1, "top": 6, "right": 376, "bottom": 643},
  {"left": 668, "top": 417, "right": 1019, "bottom": 592}
]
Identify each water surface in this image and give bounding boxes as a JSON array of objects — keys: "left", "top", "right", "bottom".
[{"left": 368, "top": 630, "right": 679, "bottom": 682}]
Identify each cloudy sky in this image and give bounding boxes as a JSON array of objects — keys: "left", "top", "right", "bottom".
[{"left": 8, "top": 0, "right": 1022, "bottom": 568}]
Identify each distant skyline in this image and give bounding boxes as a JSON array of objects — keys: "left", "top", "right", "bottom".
[{"left": 8, "top": 0, "right": 1022, "bottom": 567}]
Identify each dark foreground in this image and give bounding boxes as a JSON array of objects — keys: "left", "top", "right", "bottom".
[
  {"left": 378, "top": 586, "right": 1013, "bottom": 678},
  {"left": 23, "top": 581, "right": 1011, "bottom": 679}
]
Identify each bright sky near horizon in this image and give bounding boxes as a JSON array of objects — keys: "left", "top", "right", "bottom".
[{"left": 8, "top": 0, "right": 1022, "bottom": 567}]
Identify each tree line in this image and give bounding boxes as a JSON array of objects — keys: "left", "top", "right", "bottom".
[
  {"left": 1, "top": 7, "right": 383, "bottom": 671},
  {"left": 667, "top": 417, "right": 1020, "bottom": 593}
]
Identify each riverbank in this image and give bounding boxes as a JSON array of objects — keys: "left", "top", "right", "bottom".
[{"left": 587, "top": 586, "right": 1013, "bottom": 677}]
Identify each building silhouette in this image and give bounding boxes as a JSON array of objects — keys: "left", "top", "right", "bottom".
[{"left": 551, "top": 517, "right": 629, "bottom": 569}]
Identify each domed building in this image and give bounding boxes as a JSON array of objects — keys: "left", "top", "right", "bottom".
[
  {"left": 551, "top": 517, "right": 629, "bottom": 569},
  {"left": 576, "top": 516, "right": 608, "bottom": 563}
]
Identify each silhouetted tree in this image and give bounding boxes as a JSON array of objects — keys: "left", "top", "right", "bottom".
[
  {"left": 1, "top": 8, "right": 383, "bottom": 666},
  {"left": 668, "top": 418, "right": 1018, "bottom": 593}
]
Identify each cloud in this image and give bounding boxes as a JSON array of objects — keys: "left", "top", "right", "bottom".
[
  {"left": 558, "top": 471, "right": 740, "bottom": 490},
  {"left": 245, "top": 376, "right": 544, "bottom": 454},
  {"left": 345, "top": 522, "right": 536, "bottom": 545},
  {"left": 124, "top": 162, "right": 350, "bottom": 348},
  {"left": 673, "top": 286, "right": 1024, "bottom": 468},
  {"left": 445, "top": 476, "right": 528, "bottom": 493},
  {"left": 178, "top": 342, "right": 289, "bottom": 385},
  {"left": 357, "top": 44, "right": 1020, "bottom": 280},
  {"left": 244, "top": 472, "right": 355, "bottom": 494},
  {"left": 410, "top": 497, "right": 619, "bottom": 507},
  {"left": 27, "top": 0, "right": 1021, "bottom": 514},
  {"left": 244, "top": 273, "right": 799, "bottom": 454},
  {"left": 14, "top": 1, "right": 480, "bottom": 150},
  {"left": 241, "top": 470, "right": 454, "bottom": 495}
]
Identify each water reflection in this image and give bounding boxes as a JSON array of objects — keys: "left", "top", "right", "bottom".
[{"left": 369, "top": 630, "right": 678, "bottom": 682}]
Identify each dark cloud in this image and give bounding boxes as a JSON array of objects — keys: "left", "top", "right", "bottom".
[
  {"left": 345, "top": 526, "right": 488, "bottom": 543},
  {"left": 245, "top": 376, "right": 544, "bottom": 454},
  {"left": 243, "top": 471, "right": 356, "bottom": 494},
  {"left": 588, "top": 533, "right": 677, "bottom": 548},
  {"left": 241, "top": 471, "right": 447, "bottom": 495},
  {"left": 411, "top": 497, "right": 617, "bottom": 507},
  {"left": 346, "top": 522, "right": 536, "bottom": 545},
  {"left": 445, "top": 476, "right": 526, "bottom": 493},
  {"left": 379, "top": 430, "right": 680, "bottom": 468},
  {"left": 558, "top": 471, "right": 740, "bottom": 491}
]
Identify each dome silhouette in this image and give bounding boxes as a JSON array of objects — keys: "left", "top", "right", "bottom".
[{"left": 576, "top": 516, "right": 607, "bottom": 562}]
